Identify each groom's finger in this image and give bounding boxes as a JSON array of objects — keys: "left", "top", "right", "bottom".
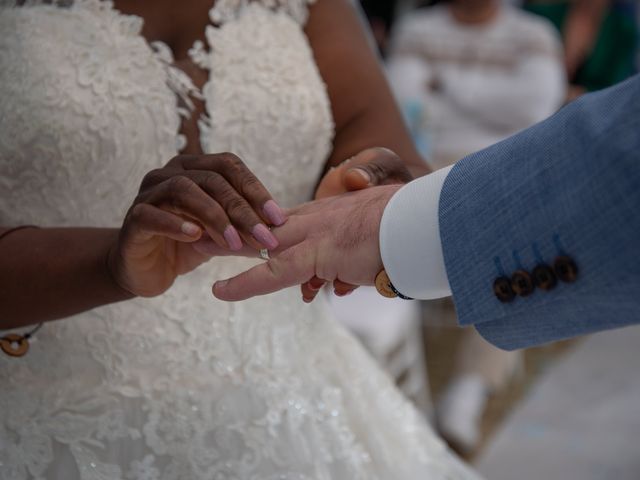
[
  {"left": 269, "top": 215, "right": 311, "bottom": 251},
  {"left": 333, "top": 279, "right": 359, "bottom": 297},
  {"left": 212, "top": 243, "right": 313, "bottom": 301},
  {"left": 301, "top": 276, "right": 326, "bottom": 303}
]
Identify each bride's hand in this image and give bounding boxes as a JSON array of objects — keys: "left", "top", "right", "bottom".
[
  {"left": 314, "top": 147, "right": 413, "bottom": 200},
  {"left": 108, "top": 153, "right": 286, "bottom": 297},
  {"left": 306, "top": 147, "right": 412, "bottom": 301}
]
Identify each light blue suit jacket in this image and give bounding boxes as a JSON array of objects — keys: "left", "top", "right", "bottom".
[{"left": 439, "top": 74, "right": 640, "bottom": 350}]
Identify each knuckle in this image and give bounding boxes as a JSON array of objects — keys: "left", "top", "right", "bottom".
[
  {"left": 128, "top": 203, "right": 149, "bottom": 223},
  {"left": 131, "top": 191, "right": 147, "bottom": 206},
  {"left": 198, "top": 154, "right": 218, "bottom": 170},
  {"left": 205, "top": 205, "right": 227, "bottom": 226},
  {"left": 165, "top": 154, "right": 186, "bottom": 168},
  {"left": 167, "top": 176, "right": 196, "bottom": 205},
  {"left": 169, "top": 175, "right": 194, "bottom": 192},
  {"left": 221, "top": 152, "right": 247, "bottom": 173},
  {"left": 140, "top": 168, "right": 164, "bottom": 190},
  {"left": 202, "top": 172, "right": 223, "bottom": 192},
  {"left": 225, "top": 196, "right": 251, "bottom": 218},
  {"left": 221, "top": 151, "right": 241, "bottom": 164},
  {"left": 240, "top": 175, "right": 263, "bottom": 196}
]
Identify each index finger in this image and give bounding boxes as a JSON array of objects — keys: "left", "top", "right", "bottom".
[
  {"left": 181, "top": 153, "right": 286, "bottom": 226},
  {"left": 212, "top": 243, "right": 314, "bottom": 301}
]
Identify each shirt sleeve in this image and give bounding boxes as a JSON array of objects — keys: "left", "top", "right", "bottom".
[{"left": 379, "top": 165, "right": 454, "bottom": 300}]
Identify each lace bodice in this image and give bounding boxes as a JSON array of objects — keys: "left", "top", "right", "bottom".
[
  {"left": 0, "top": 0, "right": 332, "bottom": 227},
  {"left": 0, "top": 2, "right": 479, "bottom": 479}
]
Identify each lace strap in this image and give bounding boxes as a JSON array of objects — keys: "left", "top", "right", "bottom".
[{"left": 151, "top": 42, "right": 203, "bottom": 115}]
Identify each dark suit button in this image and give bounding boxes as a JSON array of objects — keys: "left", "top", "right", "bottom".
[
  {"left": 493, "top": 276, "right": 515, "bottom": 303},
  {"left": 511, "top": 270, "right": 535, "bottom": 297},
  {"left": 554, "top": 256, "right": 578, "bottom": 283},
  {"left": 532, "top": 264, "right": 557, "bottom": 290}
]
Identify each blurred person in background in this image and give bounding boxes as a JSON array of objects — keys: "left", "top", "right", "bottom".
[
  {"left": 386, "top": 0, "right": 566, "bottom": 454},
  {"left": 525, "top": 0, "right": 638, "bottom": 99}
]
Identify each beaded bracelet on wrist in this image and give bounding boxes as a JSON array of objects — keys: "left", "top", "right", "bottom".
[{"left": 0, "top": 225, "right": 43, "bottom": 357}]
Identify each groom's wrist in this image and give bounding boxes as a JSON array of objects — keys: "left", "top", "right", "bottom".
[{"left": 378, "top": 165, "right": 453, "bottom": 300}]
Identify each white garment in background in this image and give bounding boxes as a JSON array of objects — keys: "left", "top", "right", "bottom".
[
  {"left": 0, "top": 1, "right": 481, "bottom": 479},
  {"left": 387, "top": 4, "right": 566, "bottom": 169}
]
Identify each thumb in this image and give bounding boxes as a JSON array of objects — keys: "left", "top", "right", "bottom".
[
  {"left": 212, "top": 243, "right": 313, "bottom": 301},
  {"left": 343, "top": 148, "right": 412, "bottom": 192}
]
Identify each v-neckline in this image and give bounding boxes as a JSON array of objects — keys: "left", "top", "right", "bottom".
[{"left": 108, "top": 0, "right": 216, "bottom": 154}]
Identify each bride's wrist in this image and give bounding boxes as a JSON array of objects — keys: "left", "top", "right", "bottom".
[{"left": 103, "top": 231, "right": 137, "bottom": 301}]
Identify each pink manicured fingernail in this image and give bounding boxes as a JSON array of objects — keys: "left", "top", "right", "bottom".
[
  {"left": 252, "top": 224, "right": 279, "bottom": 250},
  {"left": 181, "top": 221, "right": 201, "bottom": 237},
  {"left": 263, "top": 200, "right": 287, "bottom": 226},
  {"left": 223, "top": 225, "right": 243, "bottom": 251}
]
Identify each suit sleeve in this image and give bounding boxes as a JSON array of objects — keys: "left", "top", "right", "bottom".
[{"left": 438, "top": 74, "right": 640, "bottom": 350}]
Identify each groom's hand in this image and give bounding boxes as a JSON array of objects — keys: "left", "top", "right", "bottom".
[
  {"left": 309, "top": 147, "right": 412, "bottom": 300},
  {"left": 212, "top": 184, "right": 402, "bottom": 302}
]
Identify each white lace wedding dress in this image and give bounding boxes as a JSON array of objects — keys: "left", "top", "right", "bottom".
[{"left": 0, "top": 1, "right": 481, "bottom": 479}]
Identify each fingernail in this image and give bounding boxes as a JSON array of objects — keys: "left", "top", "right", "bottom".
[
  {"left": 181, "top": 221, "right": 201, "bottom": 237},
  {"left": 211, "top": 280, "right": 229, "bottom": 298},
  {"left": 303, "top": 296, "right": 313, "bottom": 303},
  {"left": 335, "top": 289, "right": 354, "bottom": 297},
  {"left": 223, "top": 225, "right": 243, "bottom": 251},
  {"left": 252, "top": 224, "right": 279, "bottom": 250},
  {"left": 309, "top": 279, "right": 325, "bottom": 290},
  {"left": 352, "top": 168, "right": 371, "bottom": 185},
  {"left": 263, "top": 200, "right": 287, "bottom": 226}
]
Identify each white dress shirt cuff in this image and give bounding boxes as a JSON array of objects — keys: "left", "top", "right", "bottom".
[{"left": 379, "top": 165, "right": 454, "bottom": 300}]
